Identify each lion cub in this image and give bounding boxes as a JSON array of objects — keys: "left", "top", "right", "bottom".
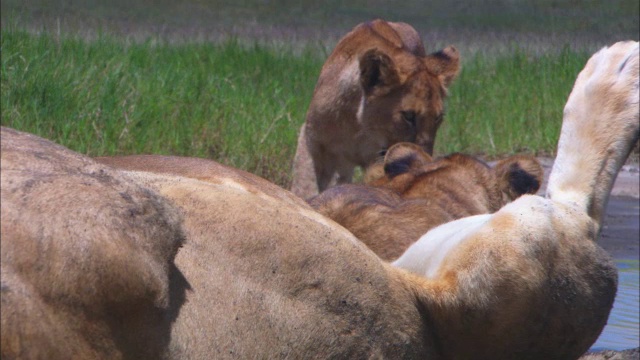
[
  {"left": 309, "top": 143, "right": 543, "bottom": 261},
  {"left": 291, "top": 19, "right": 460, "bottom": 199}
]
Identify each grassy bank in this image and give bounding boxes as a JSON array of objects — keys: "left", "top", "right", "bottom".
[
  {"left": 1, "top": 29, "right": 594, "bottom": 187},
  {"left": 1, "top": 29, "right": 322, "bottom": 184},
  {"left": 442, "top": 46, "right": 589, "bottom": 156}
]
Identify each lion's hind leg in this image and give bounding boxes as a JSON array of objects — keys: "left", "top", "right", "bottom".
[{"left": 547, "top": 41, "right": 639, "bottom": 231}]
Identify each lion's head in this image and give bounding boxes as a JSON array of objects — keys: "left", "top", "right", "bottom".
[
  {"left": 358, "top": 45, "right": 460, "bottom": 155},
  {"left": 292, "top": 19, "right": 460, "bottom": 198}
]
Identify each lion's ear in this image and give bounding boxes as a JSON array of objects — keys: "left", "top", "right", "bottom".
[
  {"left": 424, "top": 46, "right": 460, "bottom": 88},
  {"left": 492, "top": 155, "right": 543, "bottom": 200},
  {"left": 359, "top": 49, "right": 401, "bottom": 96},
  {"left": 383, "top": 142, "right": 433, "bottom": 178}
]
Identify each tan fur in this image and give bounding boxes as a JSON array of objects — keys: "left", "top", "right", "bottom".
[
  {"left": 291, "top": 19, "right": 460, "bottom": 199},
  {"left": 400, "top": 197, "right": 617, "bottom": 359},
  {"left": 95, "top": 154, "right": 309, "bottom": 209},
  {"left": 394, "top": 40, "right": 638, "bottom": 359},
  {"left": 309, "top": 142, "right": 543, "bottom": 260},
  {"left": 0, "top": 127, "right": 185, "bottom": 359},
  {"left": 1, "top": 41, "right": 637, "bottom": 359}
]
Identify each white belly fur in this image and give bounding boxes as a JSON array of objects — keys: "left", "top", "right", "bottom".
[{"left": 392, "top": 213, "right": 492, "bottom": 278}]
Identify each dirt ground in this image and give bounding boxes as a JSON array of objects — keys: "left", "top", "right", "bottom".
[{"left": 535, "top": 158, "right": 639, "bottom": 260}]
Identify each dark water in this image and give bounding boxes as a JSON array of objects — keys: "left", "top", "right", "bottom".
[{"left": 591, "top": 260, "right": 640, "bottom": 351}]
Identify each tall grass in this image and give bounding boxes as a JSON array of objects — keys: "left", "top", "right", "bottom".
[
  {"left": 441, "top": 47, "right": 589, "bottom": 157},
  {"left": 1, "top": 29, "right": 322, "bottom": 185},
  {"left": 1, "top": 29, "right": 592, "bottom": 187}
]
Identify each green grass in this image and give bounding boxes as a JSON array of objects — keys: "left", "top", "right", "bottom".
[
  {"left": 3, "top": 1, "right": 638, "bottom": 187},
  {"left": 441, "top": 47, "right": 590, "bottom": 157},
  {"left": 1, "top": 29, "right": 322, "bottom": 185},
  {"left": 1, "top": 29, "right": 594, "bottom": 187}
]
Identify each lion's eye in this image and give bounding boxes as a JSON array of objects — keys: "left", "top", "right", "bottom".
[{"left": 402, "top": 111, "right": 417, "bottom": 127}]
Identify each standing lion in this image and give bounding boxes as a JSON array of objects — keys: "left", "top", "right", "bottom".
[{"left": 291, "top": 19, "right": 460, "bottom": 199}]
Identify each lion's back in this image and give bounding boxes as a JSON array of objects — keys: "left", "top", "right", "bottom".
[{"left": 1, "top": 127, "right": 184, "bottom": 359}]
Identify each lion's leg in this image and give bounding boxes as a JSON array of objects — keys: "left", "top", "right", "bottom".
[
  {"left": 393, "top": 41, "right": 638, "bottom": 359},
  {"left": 396, "top": 194, "right": 617, "bottom": 359},
  {"left": 546, "top": 41, "right": 639, "bottom": 232},
  {"left": 291, "top": 124, "right": 320, "bottom": 198},
  {"left": 335, "top": 161, "right": 355, "bottom": 185},
  {"left": 314, "top": 149, "right": 338, "bottom": 194}
]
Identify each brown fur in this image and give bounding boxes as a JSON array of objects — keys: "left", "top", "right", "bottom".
[
  {"left": 291, "top": 19, "right": 460, "bottom": 199},
  {"left": 309, "top": 142, "right": 543, "bottom": 260},
  {"left": 1, "top": 41, "right": 637, "bottom": 359}
]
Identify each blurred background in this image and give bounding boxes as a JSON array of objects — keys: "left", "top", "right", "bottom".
[{"left": 3, "top": 0, "right": 639, "bottom": 52}]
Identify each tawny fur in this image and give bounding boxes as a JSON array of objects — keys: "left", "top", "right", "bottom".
[
  {"left": 291, "top": 19, "right": 460, "bottom": 199},
  {"left": 0, "top": 127, "right": 185, "bottom": 359},
  {"left": 309, "top": 142, "right": 543, "bottom": 261},
  {"left": 394, "top": 40, "right": 638, "bottom": 359},
  {"left": 96, "top": 154, "right": 308, "bottom": 209},
  {"left": 1, "top": 41, "right": 637, "bottom": 360}
]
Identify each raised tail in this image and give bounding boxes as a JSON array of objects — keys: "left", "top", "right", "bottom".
[{"left": 546, "top": 41, "right": 639, "bottom": 233}]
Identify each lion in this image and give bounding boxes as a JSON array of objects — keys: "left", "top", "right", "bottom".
[
  {"left": 392, "top": 40, "right": 638, "bottom": 358},
  {"left": 0, "top": 127, "right": 185, "bottom": 359},
  {"left": 2, "top": 41, "right": 637, "bottom": 359},
  {"left": 290, "top": 19, "right": 460, "bottom": 199},
  {"left": 308, "top": 142, "right": 543, "bottom": 261}
]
